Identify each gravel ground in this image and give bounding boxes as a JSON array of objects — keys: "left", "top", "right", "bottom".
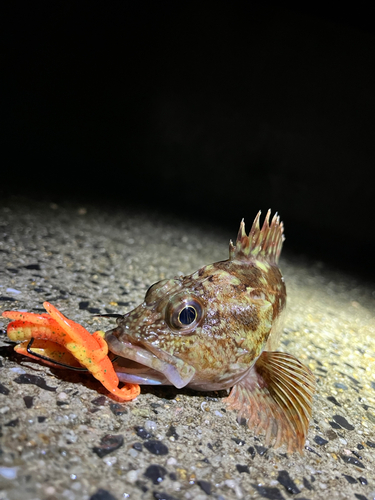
[{"left": 0, "top": 198, "right": 374, "bottom": 500}]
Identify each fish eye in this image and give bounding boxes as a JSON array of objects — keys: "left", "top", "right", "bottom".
[{"left": 167, "top": 296, "right": 203, "bottom": 332}]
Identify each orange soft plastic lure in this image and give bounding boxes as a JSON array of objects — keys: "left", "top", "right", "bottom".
[{"left": 2, "top": 302, "right": 140, "bottom": 401}]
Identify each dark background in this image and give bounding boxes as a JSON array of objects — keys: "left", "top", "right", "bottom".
[{"left": 1, "top": 2, "right": 374, "bottom": 278}]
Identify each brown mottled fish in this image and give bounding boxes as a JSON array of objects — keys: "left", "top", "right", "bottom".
[{"left": 106, "top": 210, "right": 315, "bottom": 452}]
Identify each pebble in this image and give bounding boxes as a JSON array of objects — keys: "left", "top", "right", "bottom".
[
  {"left": 93, "top": 434, "right": 124, "bottom": 458},
  {"left": 303, "top": 477, "right": 313, "bottom": 490},
  {"left": 277, "top": 470, "right": 300, "bottom": 494},
  {"left": 342, "top": 474, "right": 357, "bottom": 484},
  {"left": 225, "top": 479, "right": 243, "bottom": 498},
  {"left": 144, "top": 464, "right": 167, "bottom": 484},
  {"left": 103, "top": 456, "right": 117, "bottom": 466},
  {"left": 23, "top": 395, "right": 34, "bottom": 408},
  {"left": 5, "top": 418, "right": 19, "bottom": 427},
  {"left": 62, "top": 488, "right": 75, "bottom": 500},
  {"left": 166, "top": 425, "right": 179, "bottom": 440},
  {"left": 247, "top": 446, "right": 256, "bottom": 458},
  {"left": 153, "top": 492, "right": 179, "bottom": 500},
  {"left": 327, "top": 396, "right": 341, "bottom": 406},
  {"left": 236, "top": 464, "right": 250, "bottom": 474},
  {"left": 90, "top": 489, "right": 117, "bottom": 500},
  {"left": 91, "top": 396, "right": 107, "bottom": 406},
  {"left": 134, "top": 426, "right": 153, "bottom": 440},
  {"left": 332, "top": 415, "right": 355, "bottom": 431},
  {"left": 197, "top": 480, "right": 212, "bottom": 495},
  {"left": 128, "top": 448, "right": 138, "bottom": 458},
  {"left": 144, "top": 440, "right": 169, "bottom": 456},
  {"left": 329, "top": 421, "right": 342, "bottom": 429},
  {"left": 326, "top": 429, "right": 338, "bottom": 440},
  {"left": 10, "top": 367, "right": 26, "bottom": 374},
  {"left": 126, "top": 470, "right": 139, "bottom": 483},
  {"left": 314, "top": 435, "right": 328, "bottom": 446},
  {"left": 0, "top": 382, "right": 10, "bottom": 396},
  {"left": 110, "top": 403, "right": 127, "bottom": 416},
  {"left": 145, "top": 420, "right": 158, "bottom": 432},
  {"left": 232, "top": 438, "right": 246, "bottom": 446},
  {"left": 333, "top": 382, "right": 348, "bottom": 390},
  {"left": 255, "top": 445, "right": 267, "bottom": 456},
  {"left": 0, "top": 467, "right": 19, "bottom": 480},
  {"left": 252, "top": 484, "right": 287, "bottom": 500},
  {"left": 340, "top": 455, "right": 365, "bottom": 468}
]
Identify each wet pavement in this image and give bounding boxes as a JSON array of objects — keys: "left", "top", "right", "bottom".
[{"left": 0, "top": 198, "right": 374, "bottom": 500}]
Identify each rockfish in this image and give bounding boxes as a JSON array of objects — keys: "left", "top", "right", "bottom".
[{"left": 106, "top": 210, "right": 315, "bottom": 452}]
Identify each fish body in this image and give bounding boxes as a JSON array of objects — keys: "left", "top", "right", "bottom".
[{"left": 106, "top": 211, "right": 315, "bottom": 452}]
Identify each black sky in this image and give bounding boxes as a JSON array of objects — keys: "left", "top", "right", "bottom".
[{"left": 1, "top": 2, "right": 375, "bottom": 277}]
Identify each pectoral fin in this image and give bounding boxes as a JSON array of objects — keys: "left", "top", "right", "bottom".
[{"left": 225, "top": 351, "right": 315, "bottom": 453}]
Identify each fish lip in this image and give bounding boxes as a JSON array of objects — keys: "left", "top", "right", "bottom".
[{"left": 105, "top": 328, "right": 195, "bottom": 389}]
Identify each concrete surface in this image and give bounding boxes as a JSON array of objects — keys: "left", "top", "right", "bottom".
[{"left": 0, "top": 198, "right": 374, "bottom": 500}]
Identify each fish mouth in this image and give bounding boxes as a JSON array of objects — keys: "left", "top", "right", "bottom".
[{"left": 105, "top": 329, "right": 196, "bottom": 389}]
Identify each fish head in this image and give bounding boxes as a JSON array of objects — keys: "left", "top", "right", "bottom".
[{"left": 105, "top": 260, "right": 276, "bottom": 390}]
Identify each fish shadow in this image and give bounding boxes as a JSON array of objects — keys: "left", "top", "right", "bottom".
[
  {"left": 0, "top": 343, "right": 228, "bottom": 400},
  {"left": 140, "top": 384, "right": 228, "bottom": 400}
]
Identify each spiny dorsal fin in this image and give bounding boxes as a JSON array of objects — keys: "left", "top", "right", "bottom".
[{"left": 229, "top": 210, "right": 285, "bottom": 263}]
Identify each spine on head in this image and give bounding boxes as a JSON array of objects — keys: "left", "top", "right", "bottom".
[{"left": 229, "top": 210, "right": 285, "bottom": 264}]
